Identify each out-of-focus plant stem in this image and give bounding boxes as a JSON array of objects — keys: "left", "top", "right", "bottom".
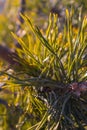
[
  {"left": 0, "top": 45, "right": 20, "bottom": 66},
  {"left": 15, "top": 0, "right": 26, "bottom": 48},
  {"left": 0, "top": 0, "right": 26, "bottom": 66}
]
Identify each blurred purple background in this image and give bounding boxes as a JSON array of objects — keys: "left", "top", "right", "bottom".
[{"left": 0, "top": 0, "right": 6, "bottom": 13}]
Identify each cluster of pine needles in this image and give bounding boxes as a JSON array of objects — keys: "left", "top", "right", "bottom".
[{"left": 0, "top": 9, "right": 87, "bottom": 130}]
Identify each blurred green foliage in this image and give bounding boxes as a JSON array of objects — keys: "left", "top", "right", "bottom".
[{"left": 0, "top": 0, "right": 87, "bottom": 46}]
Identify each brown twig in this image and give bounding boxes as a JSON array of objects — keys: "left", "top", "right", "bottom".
[
  {"left": 0, "top": 98, "right": 8, "bottom": 107},
  {"left": 0, "top": 45, "right": 20, "bottom": 66}
]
